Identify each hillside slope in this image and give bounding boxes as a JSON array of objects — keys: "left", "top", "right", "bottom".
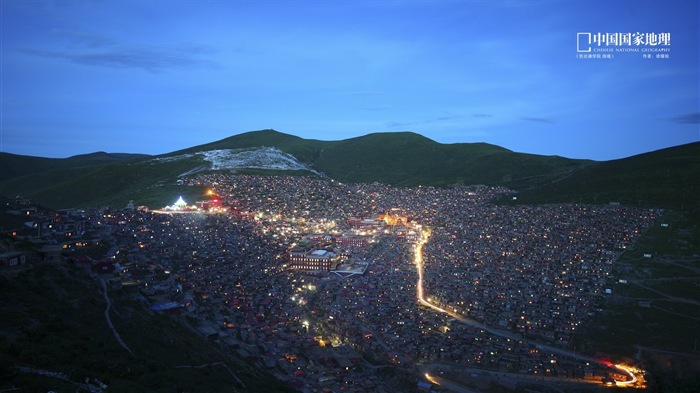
[
  {"left": 0, "top": 152, "right": 149, "bottom": 183},
  {"left": 164, "top": 130, "right": 593, "bottom": 188},
  {"left": 507, "top": 141, "right": 700, "bottom": 211},
  {"left": 1, "top": 129, "right": 697, "bottom": 211},
  {"left": 0, "top": 262, "right": 293, "bottom": 392}
]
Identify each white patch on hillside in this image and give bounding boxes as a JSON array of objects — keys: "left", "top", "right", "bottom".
[
  {"left": 202, "top": 147, "right": 318, "bottom": 173},
  {"left": 153, "top": 147, "right": 319, "bottom": 177}
]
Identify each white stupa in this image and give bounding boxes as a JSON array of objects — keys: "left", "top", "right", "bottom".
[{"left": 173, "top": 196, "right": 187, "bottom": 209}]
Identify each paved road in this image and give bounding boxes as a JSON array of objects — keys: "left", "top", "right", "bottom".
[{"left": 411, "top": 229, "right": 636, "bottom": 375}]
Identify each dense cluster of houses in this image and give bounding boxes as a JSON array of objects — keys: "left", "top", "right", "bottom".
[{"left": 1, "top": 174, "right": 653, "bottom": 391}]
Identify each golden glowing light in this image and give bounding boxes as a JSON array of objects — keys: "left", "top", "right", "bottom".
[
  {"left": 424, "top": 373, "right": 440, "bottom": 385},
  {"left": 614, "top": 363, "right": 642, "bottom": 387},
  {"left": 414, "top": 228, "right": 449, "bottom": 314},
  {"left": 378, "top": 211, "right": 409, "bottom": 226}
]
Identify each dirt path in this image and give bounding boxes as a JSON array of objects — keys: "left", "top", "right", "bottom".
[{"left": 101, "top": 278, "right": 134, "bottom": 354}]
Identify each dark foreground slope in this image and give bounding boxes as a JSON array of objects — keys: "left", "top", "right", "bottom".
[{"left": 0, "top": 262, "right": 293, "bottom": 393}]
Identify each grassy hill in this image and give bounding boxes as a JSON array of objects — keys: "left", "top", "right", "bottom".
[
  {"left": 0, "top": 153, "right": 209, "bottom": 209},
  {"left": 501, "top": 141, "right": 700, "bottom": 212},
  {"left": 165, "top": 130, "right": 593, "bottom": 188},
  {"left": 1, "top": 129, "right": 698, "bottom": 211},
  {"left": 0, "top": 152, "right": 149, "bottom": 183},
  {"left": 169, "top": 129, "right": 325, "bottom": 164}
]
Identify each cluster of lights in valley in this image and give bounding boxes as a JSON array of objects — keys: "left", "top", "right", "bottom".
[
  {"left": 412, "top": 225, "right": 644, "bottom": 389},
  {"left": 158, "top": 191, "right": 645, "bottom": 389}
]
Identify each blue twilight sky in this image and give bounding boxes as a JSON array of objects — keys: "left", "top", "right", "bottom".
[{"left": 1, "top": 0, "right": 698, "bottom": 160}]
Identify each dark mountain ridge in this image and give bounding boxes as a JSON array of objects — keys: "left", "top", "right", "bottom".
[
  {"left": 0, "top": 151, "right": 149, "bottom": 183},
  {"left": 1, "top": 129, "right": 697, "bottom": 211}
]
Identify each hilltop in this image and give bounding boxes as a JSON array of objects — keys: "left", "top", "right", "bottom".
[
  {"left": 1, "top": 129, "right": 698, "bottom": 211},
  {"left": 501, "top": 142, "right": 700, "bottom": 210},
  {"left": 0, "top": 151, "right": 148, "bottom": 183}
]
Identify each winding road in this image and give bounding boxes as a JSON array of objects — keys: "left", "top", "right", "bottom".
[
  {"left": 411, "top": 228, "right": 639, "bottom": 388},
  {"left": 101, "top": 278, "right": 134, "bottom": 354}
]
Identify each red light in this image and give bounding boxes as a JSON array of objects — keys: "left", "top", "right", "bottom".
[{"left": 600, "top": 360, "right": 613, "bottom": 367}]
